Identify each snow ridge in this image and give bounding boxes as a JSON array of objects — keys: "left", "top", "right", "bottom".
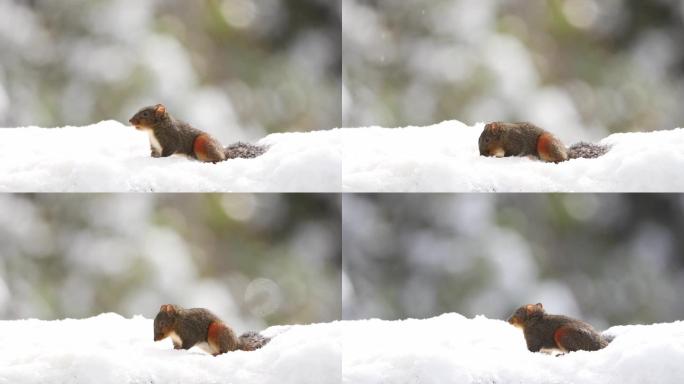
[
  {"left": 2, "top": 313, "right": 683, "bottom": 384},
  {"left": 343, "top": 313, "right": 684, "bottom": 384},
  {"left": 343, "top": 121, "right": 684, "bottom": 192},
  {"left": 0, "top": 313, "right": 341, "bottom": 384},
  {"left": 0, "top": 121, "right": 341, "bottom": 192},
  {"left": 2, "top": 120, "right": 683, "bottom": 192}
]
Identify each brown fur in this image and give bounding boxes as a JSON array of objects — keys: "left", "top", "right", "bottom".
[
  {"left": 193, "top": 133, "right": 226, "bottom": 163},
  {"left": 153, "top": 304, "right": 270, "bottom": 356},
  {"left": 129, "top": 104, "right": 267, "bottom": 163},
  {"left": 508, "top": 303, "right": 609, "bottom": 353},
  {"left": 479, "top": 122, "right": 567, "bottom": 162},
  {"left": 479, "top": 122, "right": 608, "bottom": 162}
]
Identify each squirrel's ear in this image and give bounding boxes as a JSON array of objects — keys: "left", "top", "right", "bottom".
[
  {"left": 525, "top": 303, "right": 544, "bottom": 316},
  {"left": 484, "top": 122, "right": 500, "bottom": 134},
  {"left": 160, "top": 304, "right": 175, "bottom": 313},
  {"left": 525, "top": 303, "right": 541, "bottom": 315},
  {"left": 154, "top": 104, "right": 166, "bottom": 117}
]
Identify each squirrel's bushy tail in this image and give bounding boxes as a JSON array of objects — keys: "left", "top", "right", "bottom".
[
  {"left": 567, "top": 142, "right": 610, "bottom": 160},
  {"left": 224, "top": 142, "right": 268, "bottom": 159},
  {"left": 602, "top": 333, "right": 616, "bottom": 344},
  {"left": 238, "top": 331, "right": 270, "bottom": 351}
]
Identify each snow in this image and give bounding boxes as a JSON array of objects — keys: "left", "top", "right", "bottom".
[
  {"left": 342, "top": 121, "right": 684, "bottom": 192},
  {"left": 0, "top": 313, "right": 341, "bottom": 384},
  {"left": 1, "top": 313, "right": 683, "bottom": 384},
  {"left": 0, "top": 121, "right": 341, "bottom": 192},
  {"left": 343, "top": 313, "right": 684, "bottom": 384},
  {"left": 2, "top": 120, "right": 683, "bottom": 192}
]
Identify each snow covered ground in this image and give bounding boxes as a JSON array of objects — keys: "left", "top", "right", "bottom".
[
  {"left": 1, "top": 313, "right": 682, "bottom": 384},
  {"left": 342, "top": 121, "right": 684, "bottom": 192},
  {"left": 2, "top": 120, "right": 683, "bottom": 192},
  {"left": 0, "top": 313, "right": 341, "bottom": 384},
  {"left": 343, "top": 313, "right": 684, "bottom": 384},
  {"left": 0, "top": 121, "right": 341, "bottom": 192}
]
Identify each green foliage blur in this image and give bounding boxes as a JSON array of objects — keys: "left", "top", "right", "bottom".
[
  {"left": 343, "top": 194, "right": 684, "bottom": 328},
  {"left": 0, "top": 194, "right": 341, "bottom": 328},
  {"left": 344, "top": 0, "right": 684, "bottom": 140},
  {"left": 0, "top": 0, "right": 341, "bottom": 139}
]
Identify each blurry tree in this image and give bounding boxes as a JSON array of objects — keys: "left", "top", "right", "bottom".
[
  {"left": 344, "top": 0, "right": 684, "bottom": 143},
  {"left": 0, "top": 0, "right": 341, "bottom": 140},
  {"left": 0, "top": 194, "right": 341, "bottom": 329},
  {"left": 343, "top": 194, "right": 684, "bottom": 329}
]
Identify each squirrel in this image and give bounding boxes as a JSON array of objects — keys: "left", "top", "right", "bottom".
[
  {"left": 153, "top": 304, "right": 270, "bottom": 356},
  {"left": 478, "top": 122, "right": 609, "bottom": 163},
  {"left": 508, "top": 303, "right": 610, "bottom": 354},
  {"left": 129, "top": 104, "right": 267, "bottom": 163}
]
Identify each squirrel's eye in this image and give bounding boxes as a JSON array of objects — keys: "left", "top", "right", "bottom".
[
  {"left": 143, "top": 111, "right": 149, "bottom": 117},
  {"left": 485, "top": 138, "right": 490, "bottom": 143}
]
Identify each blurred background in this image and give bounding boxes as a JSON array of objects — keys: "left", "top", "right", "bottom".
[
  {"left": 343, "top": 0, "right": 684, "bottom": 142},
  {"left": 343, "top": 194, "right": 684, "bottom": 329},
  {"left": 0, "top": 194, "right": 341, "bottom": 331},
  {"left": 0, "top": 0, "right": 341, "bottom": 141}
]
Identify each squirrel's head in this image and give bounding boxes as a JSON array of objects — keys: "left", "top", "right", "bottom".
[
  {"left": 479, "top": 122, "right": 505, "bottom": 157},
  {"left": 154, "top": 304, "right": 179, "bottom": 341},
  {"left": 129, "top": 104, "right": 168, "bottom": 130},
  {"left": 508, "top": 303, "right": 545, "bottom": 328}
]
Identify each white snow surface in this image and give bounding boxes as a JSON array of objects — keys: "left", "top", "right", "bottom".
[
  {"left": 1, "top": 313, "right": 683, "bottom": 384},
  {"left": 0, "top": 121, "right": 341, "bottom": 192},
  {"left": 342, "top": 121, "right": 684, "bottom": 192},
  {"left": 2, "top": 120, "right": 683, "bottom": 191},
  {"left": 343, "top": 313, "right": 684, "bottom": 384},
  {"left": 0, "top": 313, "right": 341, "bottom": 384}
]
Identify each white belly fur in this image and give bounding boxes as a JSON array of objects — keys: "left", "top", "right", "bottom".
[
  {"left": 145, "top": 129, "right": 163, "bottom": 154},
  {"left": 168, "top": 331, "right": 217, "bottom": 354},
  {"left": 169, "top": 331, "right": 182, "bottom": 346}
]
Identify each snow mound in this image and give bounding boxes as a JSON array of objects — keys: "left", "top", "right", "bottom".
[
  {"left": 2, "top": 313, "right": 682, "bottom": 384},
  {"left": 4, "top": 120, "right": 682, "bottom": 191},
  {"left": 343, "top": 313, "right": 684, "bottom": 384},
  {"left": 0, "top": 121, "right": 341, "bottom": 192},
  {"left": 342, "top": 121, "right": 684, "bottom": 192},
  {"left": 0, "top": 313, "right": 341, "bottom": 384}
]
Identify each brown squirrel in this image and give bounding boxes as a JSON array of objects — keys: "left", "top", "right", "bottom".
[
  {"left": 129, "top": 104, "right": 267, "bottom": 163},
  {"left": 479, "top": 122, "right": 609, "bottom": 163},
  {"left": 153, "top": 304, "right": 270, "bottom": 356},
  {"left": 508, "top": 303, "right": 610, "bottom": 354}
]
